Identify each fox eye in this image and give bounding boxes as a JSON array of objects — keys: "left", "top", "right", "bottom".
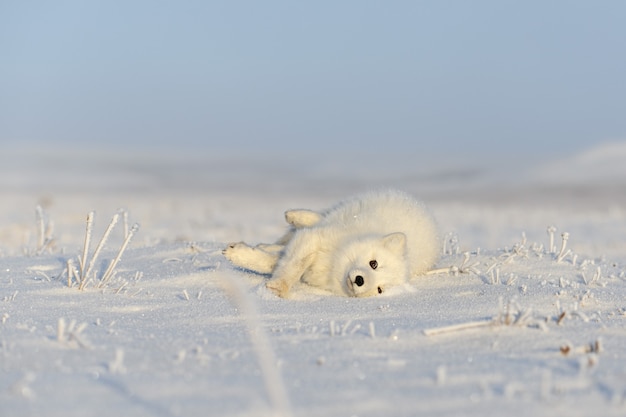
[
  {"left": 377, "top": 286, "right": 383, "bottom": 294},
  {"left": 369, "top": 260, "right": 378, "bottom": 270}
]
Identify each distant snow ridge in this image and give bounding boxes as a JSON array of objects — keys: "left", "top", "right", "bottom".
[{"left": 531, "top": 141, "right": 626, "bottom": 185}]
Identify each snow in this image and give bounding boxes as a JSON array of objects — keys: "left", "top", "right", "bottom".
[
  {"left": 528, "top": 142, "right": 626, "bottom": 185},
  {"left": 1, "top": 144, "right": 626, "bottom": 417}
]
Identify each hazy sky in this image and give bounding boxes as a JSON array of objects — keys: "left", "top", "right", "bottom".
[{"left": 1, "top": 1, "right": 625, "bottom": 160}]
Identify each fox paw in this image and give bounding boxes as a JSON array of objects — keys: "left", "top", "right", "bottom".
[
  {"left": 222, "top": 242, "right": 254, "bottom": 265},
  {"left": 266, "top": 279, "right": 290, "bottom": 298},
  {"left": 285, "top": 209, "right": 321, "bottom": 228}
]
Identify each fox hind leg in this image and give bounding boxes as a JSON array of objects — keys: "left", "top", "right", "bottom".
[
  {"left": 223, "top": 242, "right": 281, "bottom": 275},
  {"left": 284, "top": 209, "right": 322, "bottom": 228}
]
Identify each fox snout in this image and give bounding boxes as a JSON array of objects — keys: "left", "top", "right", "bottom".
[
  {"left": 345, "top": 267, "right": 386, "bottom": 297},
  {"left": 347, "top": 269, "right": 367, "bottom": 288}
]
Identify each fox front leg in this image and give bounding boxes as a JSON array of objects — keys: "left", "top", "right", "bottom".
[{"left": 266, "top": 232, "right": 318, "bottom": 298}]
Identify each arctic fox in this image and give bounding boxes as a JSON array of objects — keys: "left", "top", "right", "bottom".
[{"left": 223, "top": 189, "right": 440, "bottom": 298}]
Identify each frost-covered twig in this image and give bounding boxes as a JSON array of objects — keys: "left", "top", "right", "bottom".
[
  {"left": 71, "top": 211, "right": 139, "bottom": 290},
  {"left": 581, "top": 266, "right": 602, "bottom": 285},
  {"left": 3, "top": 291, "right": 19, "bottom": 302},
  {"left": 560, "top": 339, "right": 602, "bottom": 356},
  {"left": 423, "top": 319, "right": 493, "bottom": 336},
  {"left": 547, "top": 226, "right": 557, "bottom": 254},
  {"left": 499, "top": 233, "right": 529, "bottom": 263},
  {"left": 219, "top": 274, "right": 292, "bottom": 417},
  {"left": 426, "top": 252, "right": 480, "bottom": 276},
  {"left": 368, "top": 322, "right": 376, "bottom": 338},
  {"left": 82, "top": 213, "right": 119, "bottom": 286},
  {"left": 34, "top": 205, "right": 55, "bottom": 255},
  {"left": 79, "top": 211, "right": 94, "bottom": 278},
  {"left": 556, "top": 232, "right": 570, "bottom": 263},
  {"left": 505, "top": 273, "right": 518, "bottom": 286},
  {"left": 489, "top": 268, "right": 500, "bottom": 285},
  {"left": 423, "top": 298, "right": 546, "bottom": 336},
  {"left": 591, "top": 267, "right": 602, "bottom": 284},
  {"left": 36, "top": 205, "right": 45, "bottom": 252},
  {"left": 530, "top": 242, "right": 544, "bottom": 258},
  {"left": 442, "top": 232, "right": 460, "bottom": 255},
  {"left": 121, "top": 209, "right": 129, "bottom": 239},
  {"left": 98, "top": 223, "right": 139, "bottom": 287},
  {"left": 108, "top": 349, "right": 127, "bottom": 374},
  {"left": 495, "top": 298, "right": 544, "bottom": 329},
  {"left": 66, "top": 259, "right": 78, "bottom": 288},
  {"left": 458, "top": 252, "right": 481, "bottom": 274},
  {"left": 56, "top": 318, "right": 90, "bottom": 349},
  {"left": 78, "top": 212, "right": 120, "bottom": 289},
  {"left": 512, "top": 232, "right": 528, "bottom": 257}
]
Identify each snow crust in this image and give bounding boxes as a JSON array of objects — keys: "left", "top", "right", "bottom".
[{"left": 1, "top": 143, "right": 626, "bottom": 417}]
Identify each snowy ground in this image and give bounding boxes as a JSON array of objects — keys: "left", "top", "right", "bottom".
[{"left": 1, "top": 144, "right": 626, "bottom": 417}]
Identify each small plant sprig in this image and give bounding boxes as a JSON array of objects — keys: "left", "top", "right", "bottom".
[
  {"left": 547, "top": 226, "right": 573, "bottom": 263},
  {"left": 560, "top": 339, "right": 602, "bottom": 356},
  {"left": 33, "top": 205, "right": 55, "bottom": 255},
  {"left": 56, "top": 318, "right": 90, "bottom": 349},
  {"left": 219, "top": 272, "right": 292, "bottom": 416},
  {"left": 581, "top": 266, "right": 602, "bottom": 286},
  {"left": 493, "top": 232, "right": 531, "bottom": 266},
  {"left": 68, "top": 210, "right": 139, "bottom": 290},
  {"left": 547, "top": 226, "right": 557, "bottom": 254},
  {"left": 442, "top": 232, "right": 460, "bottom": 255},
  {"left": 423, "top": 298, "right": 546, "bottom": 336},
  {"left": 555, "top": 232, "right": 571, "bottom": 263},
  {"left": 427, "top": 252, "right": 480, "bottom": 276}
]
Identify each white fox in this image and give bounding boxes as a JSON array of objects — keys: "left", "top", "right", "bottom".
[{"left": 223, "top": 189, "right": 440, "bottom": 298}]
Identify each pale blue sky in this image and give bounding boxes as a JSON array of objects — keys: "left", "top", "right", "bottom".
[{"left": 1, "top": 1, "right": 625, "bottom": 160}]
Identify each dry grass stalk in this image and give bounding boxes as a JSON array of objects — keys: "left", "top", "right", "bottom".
[
  {"left": 34, "top": 205, "right": 55, "bottom": 255},
  {"left": 70, "top": 211, "right": 138, "bottom": 290},
  {"left": 57, "top": 318, "right": 90, "bottom": 349},
  {"left": 79, "top": 211, "right": 94, "bottom": 278},
  {"left": 556, "top": 232, "right": 571, "bottom": 263},
  {"left": 98, "top": 223, "right": 139, "bottom": 287},
  {"left": 423, "top": 319, "right": 493, "bottom": 336},
  {"left": 79, "top": 212, "right": 120, "bottom": 289},
  {"left": 424, "top": 298, "right": 545, "bottom": 336},
  {"left": 547, "top": 226, "right": 557, "bottom": 254},
  {"left": 427, "top": 252, "right": 480, "bottom": 276},
  {"left": 219, "top": 275, "right": 292, "bottom": 417},
  {"left": 66, "top": 259, "right": 78, "bottom": 288},
  {"left": 560, "top": 339, "right": 602, "bottom": 356},
  {"left": 36, "top": 205, "right": 45, "bottom": 251}
]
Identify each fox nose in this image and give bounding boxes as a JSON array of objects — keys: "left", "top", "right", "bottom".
[{"left": 354, "top": 275, "right": 364, "bottom": 287}]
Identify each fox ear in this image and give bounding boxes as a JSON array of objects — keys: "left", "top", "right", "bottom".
[{"left": 381, "top": 232, "right": 406, "bottom": 255}]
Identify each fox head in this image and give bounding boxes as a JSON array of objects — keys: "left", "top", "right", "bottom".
[{"left": 334, "top": 232, "right": 410, "bottom": 297}]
